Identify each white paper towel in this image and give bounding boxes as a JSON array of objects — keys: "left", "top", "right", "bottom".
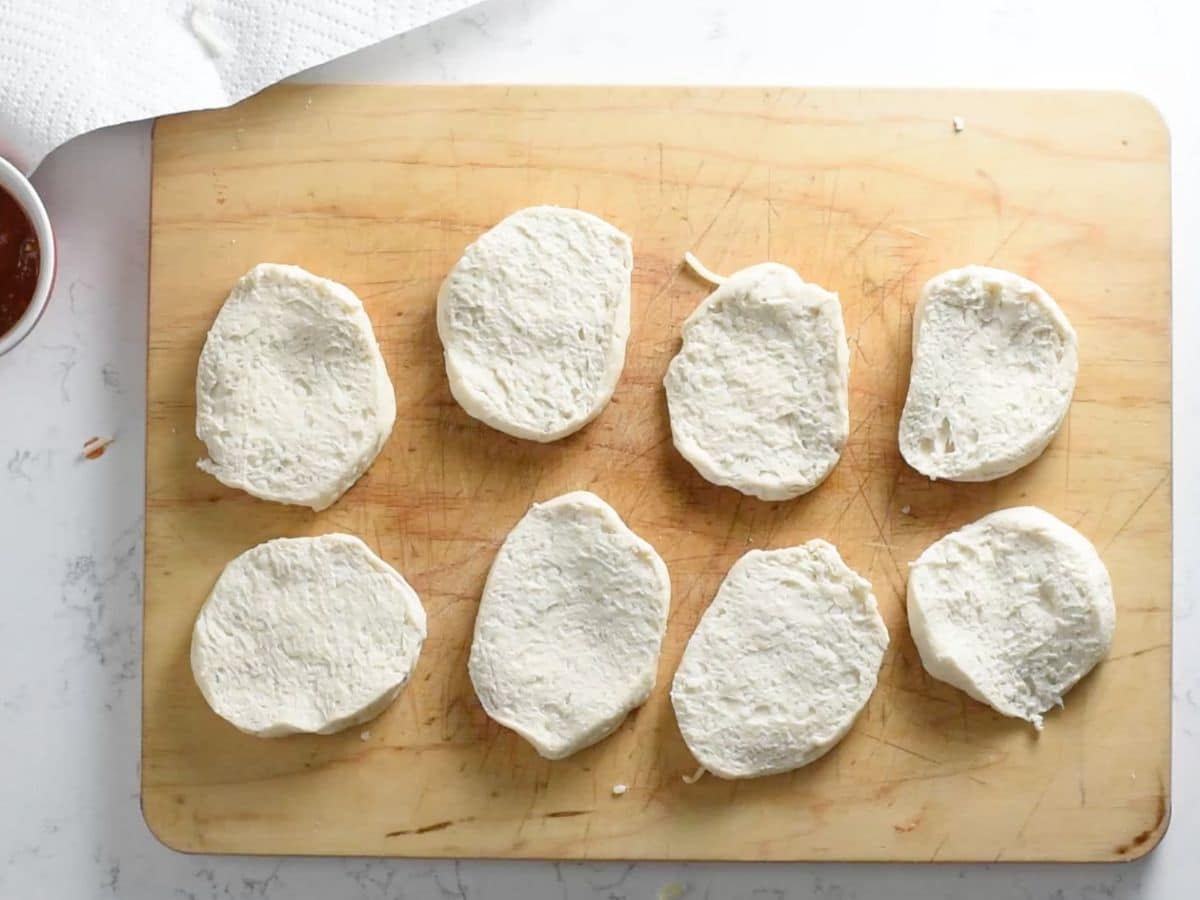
[{"left": 0, "top": 0, "right": 479, "bottom": 173}]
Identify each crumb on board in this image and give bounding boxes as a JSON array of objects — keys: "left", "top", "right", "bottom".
[
  {"left": 611, "top": 783, "right": 628, "bottom": 796},
  {"left": 82, "top": 436, "right": 114, "bottom": 460},
  {"left": 952, "top": 116, "right": 965, "bottom": 133},
  {"left": 681, "top": 766, "right": 706, "bottom": 785},
  {"left": 682, "top": 251, "right": 726, "bottom": 286},
  {"left": 359, "top": 730, "right": 371, "bottom": 742},
  {"left": 894, "top": 821, "right": 919, "bottom": 833},
  {"left": 658, "top": 883, "right": 687, "bottom": 900},
  {"left": 901, "top": 504, "right": 912, "bottom": 516}
]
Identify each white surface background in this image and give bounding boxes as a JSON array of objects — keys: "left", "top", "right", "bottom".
[{"left": 0, "top": 1, "right": 1195, "bottom": 897}]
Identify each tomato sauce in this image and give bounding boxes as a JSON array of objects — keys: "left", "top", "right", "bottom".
[{"left": 0, "top": 185, "right": 40, "bottom": 337}]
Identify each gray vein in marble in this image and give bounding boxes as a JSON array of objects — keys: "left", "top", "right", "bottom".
[
  {"left": 58, "top": 523, "right": 141, "bottom": 686},
  {"left": 36, "top": 342, "right": 79, "bottom": 402},
  {"left": 6, "top": 449, "right": 35, "bottom": 482}
]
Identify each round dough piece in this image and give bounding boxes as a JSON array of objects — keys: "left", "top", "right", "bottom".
[
  {"left": 664, "top": 263, "right": 849, "bottom": 501},
  {"left": 191, "top": 534, "right": 426, "bottom": 737},
  {"left": 196, "top": 263, "right": 396, "bottom": 511},
  {"left": 899, "top": 265, "right": 1078, "bottom": 482},
  {"left": 468, "top": 491, "right": 670, "bottom": 759},
  {"left": 671, "top": 541, "right": 889, "bottom": 779},
  {"left": 907, "top": 506, "right": 1114, "bottom": 729},
  {"left": 437, "top": 206, "right": 633, "bottom": 442}
]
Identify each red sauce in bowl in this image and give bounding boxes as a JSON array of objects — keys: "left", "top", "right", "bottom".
[{"left": 0, "top": 185, "right": 41, "bottom": 338}]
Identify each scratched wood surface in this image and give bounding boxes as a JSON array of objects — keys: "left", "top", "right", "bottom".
[{"left": 142, "top": 85, "right": 1171, "bottom": 861}]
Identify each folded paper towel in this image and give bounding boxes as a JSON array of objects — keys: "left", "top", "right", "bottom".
[{"left": 0, "top": 0, "right": 478, "bottom": 173}]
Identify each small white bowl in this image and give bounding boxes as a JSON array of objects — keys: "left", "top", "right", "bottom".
[{"left": 0, "top": 156, "right": 56, "bottom": 357}]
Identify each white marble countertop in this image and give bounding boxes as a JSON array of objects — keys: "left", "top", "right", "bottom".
[{"left": 1, "top": 0, "right": 1196, "bottom": 896}]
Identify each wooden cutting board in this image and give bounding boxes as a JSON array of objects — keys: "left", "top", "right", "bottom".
[{"left": 142, "top": 85, "right": 1171, "bottom": 862}]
